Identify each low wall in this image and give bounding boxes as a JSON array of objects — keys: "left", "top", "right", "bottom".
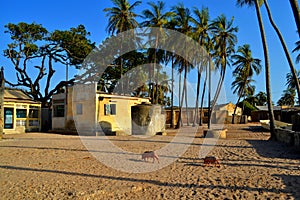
[{"left": 275, "top": 128, "right": 300, "bottom": 147}]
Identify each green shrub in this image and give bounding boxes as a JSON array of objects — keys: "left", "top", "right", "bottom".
[{"left": 238, "top": 101, "right": 257, "bottom": 116}]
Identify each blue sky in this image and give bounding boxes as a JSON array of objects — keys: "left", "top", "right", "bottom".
[{"left": 0, "top": 0, "right": 298, "bottom": 105}]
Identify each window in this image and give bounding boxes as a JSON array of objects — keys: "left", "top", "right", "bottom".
[
  {"left": 16, "top": 109, "right": 27, "bottom": 118},
  {"left": 29, "top": 109, "right": 39, "bottom": 118},
  {"left": 110, "top": 104, "right": 116, "bottom": 115},
  {"left": 204, "top": 112, "right": 209, "bottom": 117},
  {"left": 16, "top": 120, "right": 26, "bottom": 126},
  {"left": 76, "top": 103, "right": 83, "bottom": 115},
  {"left": 29, "top": 120, "right": 39, "bottom": 126},
  {"left": 4, "top": 108, "right": 13, "bottom": 129},
  {"left": 54, "top": 105, "right": 65, "bottom": 117},
  {"left": 104, "top": 104, "right": 116, "bottom": 115}
]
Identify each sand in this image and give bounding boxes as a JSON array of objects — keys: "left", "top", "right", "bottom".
[{"left": 0, "top": 123, "right": 300, "bottom": 199}]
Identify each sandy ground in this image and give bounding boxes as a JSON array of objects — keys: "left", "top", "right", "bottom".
[{"left": 1, "top": 123, "right": 300, "bottom": 200}]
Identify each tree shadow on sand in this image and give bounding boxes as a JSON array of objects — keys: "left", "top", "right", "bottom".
[
  {"left": 272, "top": 174, "right": 300, "bottom": 199},
  {"left": 247, "top": 140, "right": 300, "bottom": 159}
]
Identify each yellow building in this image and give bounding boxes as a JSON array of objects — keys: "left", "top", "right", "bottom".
[
  {"left": 3, "top": 89, "right": 41, "bottom": 134},
  {"left": 51, "top": 83, "right": 161, "bottom": 135}
]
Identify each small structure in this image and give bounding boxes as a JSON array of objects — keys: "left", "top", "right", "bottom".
[
  {"left": 213, "top": 102, "right": 243, "bottom": 124},
  {"left": 165, "top": 102, "right": 242, "bottom": 127},
  {"left": 251, "top": 105, "right": 282, "bottom": 122},
  {"left": 52, "top": 83, "right": 165, "bottom": 135},
  {"left": 3, "top": 88, "right": 41, "bottom": 134}
]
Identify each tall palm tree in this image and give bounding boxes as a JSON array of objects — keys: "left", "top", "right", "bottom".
[
  {"left": 104, "top": 0, "right": 141, "bottom": 34},
  {"left": 141, "top": 1, "right": 174, "bottom": 104},
  {"left": 236, "top": 0, "right": 276, "bottom": 139},
  {"left": 293, "top": 40, "right": 300, "bottom": 64},
  {"left": 289, "top": 0, "right": 300, "bottom": 38},
  {"left": 0, "top": 67, "right": 4, "bottom": 139},
  {"left": 103, "top": 0, "right": 141, "bottom": 94},
  {"left": 286, "top": 70, "right": 300, "bottom": 89},
  {"left": 231, "top": 71, "right": 256, "bottom": 116},
  {"left": 277, "top": 88, "right": 296, "bottom": 106},
  {"left": 172, "top": 3, "right": 194, "bottom": 126},
  {"left": 263, "top": 0, "right": 300, "bottom": 105},
  {"left": 231, "top": 44, "right": 262, "bottom": 123},
  {"left": 210, "top": 14, "right": 238, "bottom": 122},
  {"left": 191, "top": 7, "right": 211, "bottom": 126}
]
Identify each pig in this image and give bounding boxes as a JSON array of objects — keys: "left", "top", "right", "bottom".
[
  {"left": 142, "top": 151, "right": 159, "bottom": 163},
  {"left": 202, "top": 156, "right": 220, "bottom": 167}
]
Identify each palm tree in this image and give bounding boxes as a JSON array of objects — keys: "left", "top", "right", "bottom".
[
  {"left": 141, "top": 1, "right": 174, "bottom": 104},
  {"left": 172, "top": 3, "right": 194, "bottom": 127},
  {"left": 231, "top": 44, "right": 262, "bottom": 123},
  {"left": 277, "top": 88, "right": 296, "bottom": 106},
  {"left": 104, "top": 0, "right": 141, "bottom": 34},
  {"left": 236, "top": 0, "right": 276, "bottom": 140},
  {"left": 210, "top": 14, "right": 238, "bottom": 123},
  {"left": 191, "top": 7, "right": 211, "bottom": 126},
  {"left": 103, "top": 0, "right": 141, "bottom": 94},
  {"left": 286, "top": 70, "right": 300, "bottom": 89},
  {"left": 263, "top": 0, "right": 300, "bottom": 105},
  {"left": 231, "top": 71, "right": 256, "bottom": 118},
  {"left": 0, "top": 67, "right": 4, "bottom": 139},
  {"left": 289, "top": 0, "right": 300, "bottom": 37},
  {"left": 293, "top": 40, "right": 300, "bottom": 64}
]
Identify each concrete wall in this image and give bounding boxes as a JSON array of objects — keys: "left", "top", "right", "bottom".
[
  {"left": 99, "top": 97, "right": 134, "bottom": 135},
  {"left": 72, "top": 84, "right": 97, "bottom": 135},
  {"left": 275, "top": 128, "right": 300, "bottom": 147},
  {"left": 98, "top": 95, "right": 151, "bottom": 135}
]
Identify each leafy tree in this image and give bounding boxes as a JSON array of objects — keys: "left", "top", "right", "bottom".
[
  {"left": 238, "top": 100, "right": 257, "bottom": 116},
  {"left": 3, "top": 22, "right": 94, "bottom": 107},
  {"left": 255, "top": 91, "right": 268, "bottom": 106}
]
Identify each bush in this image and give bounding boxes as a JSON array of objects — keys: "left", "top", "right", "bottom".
[{"left": 238, "top": 101, "right": 257, "bottom": 116}]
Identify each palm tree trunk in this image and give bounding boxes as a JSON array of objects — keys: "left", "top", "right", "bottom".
[
  {"left": 208, "top": 57, "right": 212, "bottom": 129},
  {"left": 265, "top": 0, "right": 300, "bottom": 105},
  {"left": 176, "top": 71, "right": 183, "bottom": 128},
  {"left": 171, "top": 55, "right": 174, "bottom": 128},
  {"left": 289, "top": 0, "right": 300, "bottom": 38},
  {"left": 199, "top": 68, "right": 207, "bottom": 126},
  {"left": 193, "top": 65, "right": 201, "bottom": 126},
  {"left": 178, "top": 72, "right": 186, "bottom": 127},
  {"left": 232, "top": 94, "right": 242, "bottom": 124},
  {"left": 120, "top": 35, "right": 124, "bottom": 94},
  {"left": 240, "top": 96, "right": 246, "bottom": 124},
  {"left": 0, "top": 68, "right": 4, "bottom": 139},
  {"left": 210, "top": 68, "right": 225, "bottom": 124},
  {"left": 255, "top": 0, "right": 276, "bottom": 139},
  {"left": 154, "top": 33, "right": 159, "bottom": 104},
  {"left": 184, "top": 64, "right": 189, "bottom": 126}
]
